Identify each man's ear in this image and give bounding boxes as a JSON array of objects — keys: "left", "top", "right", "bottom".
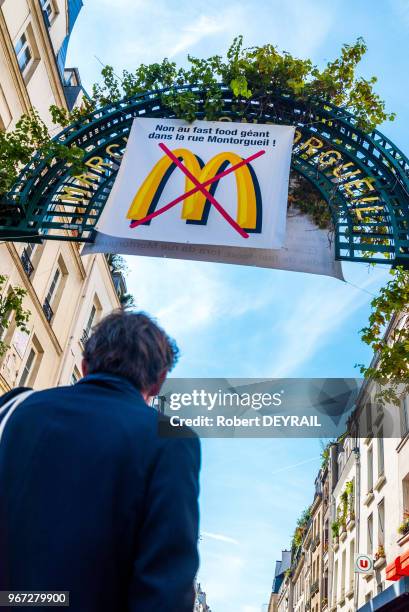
[
  {"left": 145, "top": 370, "right": 167, "bottom": 402},
  {"left": 81, "top": 358, "right": 89, "bottom": 377}
]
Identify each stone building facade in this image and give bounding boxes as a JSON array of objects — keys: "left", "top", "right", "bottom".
[{"left": 0, "top": 0, "right": 124, "bottom": 392}]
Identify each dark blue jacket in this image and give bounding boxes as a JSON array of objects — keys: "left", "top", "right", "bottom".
[{"left": 0, "top": 374, "right": 200, "bottom": 612}]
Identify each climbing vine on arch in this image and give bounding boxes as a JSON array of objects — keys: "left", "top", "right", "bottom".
[{"left": 0, "top": 36, "right": 407, "bottom": 389}]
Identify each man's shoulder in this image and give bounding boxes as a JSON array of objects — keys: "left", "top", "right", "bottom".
[
  {"left": 156, "top": 413, "right": 201, "bottom": 459},
  {"left": 0, "top": 386, "right": 32, "bottom": 407},
  {"left": 157, "top": 413, "right": 198, "bottom": 440}
]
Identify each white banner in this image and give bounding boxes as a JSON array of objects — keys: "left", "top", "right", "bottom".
[
  {"left": 95, "top": 118, "right": 294, "bottom": 249},
  {"left": 84, "top": 211, "right": 344, "bottom": 280}
]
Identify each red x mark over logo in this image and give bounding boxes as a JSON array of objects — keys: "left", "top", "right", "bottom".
[{"left": 129, "top": 142, "right": 266, "bottom": 239}]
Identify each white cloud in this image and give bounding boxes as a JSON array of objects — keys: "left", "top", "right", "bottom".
[
  {"left": 168, "top": 14, "right": 233, "bottom": 58},
  {"left": 125, "top": 257, "right": 271, "bottom": 339},
  {"left": 202, "top": 530, "right": 239, "bottom": 545},
  {"left": 275, "top": 0, "right": 339, "bottom": 58},
  {"left": 270, "top": 456, "right": 321, "bottom": 476},
  {"left": 68, "top": 0, "right": 341, "bottom": 90}
]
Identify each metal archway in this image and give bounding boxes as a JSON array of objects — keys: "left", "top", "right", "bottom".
[{"left": 1, "top": 84, "right": 409, "bottom": 266}]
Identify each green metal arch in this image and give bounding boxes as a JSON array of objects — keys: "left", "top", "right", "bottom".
[{"left": 1, "top": 84, "right": 409, "bottom": 266}]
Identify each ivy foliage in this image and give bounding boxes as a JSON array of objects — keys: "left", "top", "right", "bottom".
[
  {"left": 338, "top": 480, "right": 354, "bottom": 528},
  {"left": 0, "top": 36, "right": 404, "bottom": 387},
  {"left": 288, "top": 172, "right": 332, "bottom": 230},
  {"left": 0, "top": 36, "right": 395, "bottom": 202},
  {"left": 0, "top": 275, "right": 30, "bottom": 357},
  {"left": 291, "top": 506, "right": 311, "bottom": 554},
  {"left": 0, "top": 110, "right": 84, "bottom": 198},
  {"left": 358, "top": 266, "right": 409, "bottom": 401},
  {"left": 105, "top": 254, "right": 136, "bottom": 310},
  {"left": 43, "top": 37, "right": 393, "bottom": 234},
  {"left": 83, "top": 36, "right": 395, "bottom": 131}
]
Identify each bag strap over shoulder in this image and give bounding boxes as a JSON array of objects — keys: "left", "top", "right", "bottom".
[{"left": 0, "top": 389, "right": 36, "bottom": 444}]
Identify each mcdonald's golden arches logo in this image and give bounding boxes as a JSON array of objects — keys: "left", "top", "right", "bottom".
[{"left": 126, "top": 148, "right": 263, "bottom": 233}]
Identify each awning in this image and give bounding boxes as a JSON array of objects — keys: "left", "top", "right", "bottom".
[{"left": 357, "top": 576, "right": 409, "bottom": 612}]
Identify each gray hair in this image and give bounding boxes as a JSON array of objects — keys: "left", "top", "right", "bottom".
[{"left": 83, "top": 310, "right": 179, "bottom": 391}]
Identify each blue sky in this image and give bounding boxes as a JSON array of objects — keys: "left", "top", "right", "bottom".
[{"left": 68, "top": 2, "right": 408, "bottom": 610}]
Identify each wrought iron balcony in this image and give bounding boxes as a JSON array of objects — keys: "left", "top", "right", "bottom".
[
  {"left": 311, "top": 535, "right": 320, "bottom": 551},
  {"left": 80, "top": 329, "right": 89, "bottom": 346},
  {"left": 42, "top": 297, "right": 53, "bottom": 322},
  {"left": 21, "top": 248, "right": 34, "bottom": 277},
  {"left": 310, "top": 580, "right": 319, "bottom": 596}
]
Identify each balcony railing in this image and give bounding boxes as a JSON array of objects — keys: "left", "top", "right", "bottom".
[
  {"left": 42, "top": 297, "right": 53, "bottom": 322},
  {"left": 311, "top": 535, "right": 320, "bottom": 551},
  {"left": 21, "top": 248, "right": 34, "bottom": 277},
  {"left": 310, "top": 580, "right": 319, "bottom": 596},
  {"left": 80, "top": 329, "right": 89, "bottom": 346}
]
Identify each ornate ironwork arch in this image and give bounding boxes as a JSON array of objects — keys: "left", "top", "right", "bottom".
[{"left": 1, "top": 84, "right": 409, "bottom": 266}]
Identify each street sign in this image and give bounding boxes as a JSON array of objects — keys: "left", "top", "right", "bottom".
[{"left": 355, "top": 553, "right": 374, "bottom": 573}]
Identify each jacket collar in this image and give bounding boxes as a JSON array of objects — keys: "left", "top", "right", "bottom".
[{"left": 77, "top": 372, "right": 145, "bottom": 402}]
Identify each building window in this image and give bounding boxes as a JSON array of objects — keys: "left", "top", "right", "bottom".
[
  {"left": 13, "top": 25, "right": 39, "bottom": 82},
  {"left": 378, "top": 499, "right": 385, "bottom": 547},
  {"left": 367, "top": 447, "right": 374, "bottom": 492},
  {"left": 46, "top": 267, "right": 61, "bottom": 302},
  {"left": 323, "top": 570, "right": 328, "bottom": 600},
  {"left": 349, "top": 540, "right": 355, "bottom": 591},
  {"left": 20, "top": 243, "right": 36, "bottom": 277},
  {"left": 333, "top": 560, "right": 338, "bottom": 605},
  {"left": 341, "top": 549, "right": 346, "bottom": 599},
  {"left": 401, "top": 396, "right": 409, "bottom": 437},
  {"left": 43, "top": 256, "right": 68, "bottom": 324},
  {"left": 25, "top": 242, "right": 36, "bottom": 259},
  {"left": 71, "top": 366, "right": 81, "bottom": 385},
  {"left": 377, "top": 432, "right": 384, "bottom": 477},
  {"left": 402, "top": 475, "right": 409, "bottom": 522},
  {"left": 366, "top": 402, "right": 373, "bottom": 436},
  {"left": 0, "top": 85, "right": 12, "bottom": 130},
  {"left": 367, "top": 513, "right": 373, "bottom": 556},
  {"left": 40, "top": 0, "right": 57, "bottom": 24},
  {"left": 81, "top": 304, "right": 96, "bottom": 345},
  {"left": 43, "top": 266, "right": 61, "bottom": 322},
  {"left": 18, "top": 336, "right": 43, "bottom": 387},
  {"left": 19, "top": 347, "right": 36, "bottom": 386},
  {"left": 338, "top": 450, "right": 345, "bottom": 475},
  {"left": 15, "top": 33, "right": 32, "bottom": 73}
]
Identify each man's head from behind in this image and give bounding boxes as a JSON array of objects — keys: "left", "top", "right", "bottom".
[{"left": 82, "top": 310, "right": 179, "bottom": 400}]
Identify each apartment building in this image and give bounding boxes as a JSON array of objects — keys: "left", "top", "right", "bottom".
[
  {"left": 292, "top": 541, "right": 306, "bottom": 612},
  {"left": 303, "top": 527, "right": 313, "bottom": 612},
  {"left": 268, "top": 550, "right": 292, "bottom": 612},
  {"left": 310, "top": 477, "right": 323, "bottom": 612},
  {"left": 268, "top": 384, "right": 409, "bottom": 612},
  {"left": 0, "top": 1, "right": 124, "bottom": 392},
  {"left": 350, "top": 382, "right": 409, "bottom": 610},
  {"left": 330, "top": 435, "right": 357, "bottom": 611},
  {"left": 321, "top": 465, "right": 331, "bottom": 610},
  {"left": 194, "top": 583, "right": 211, "bottom": 611}
]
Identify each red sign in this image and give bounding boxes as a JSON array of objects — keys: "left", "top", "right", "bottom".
[{"left": 387, "top": 550, "right": 409, "bottom": 581}]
